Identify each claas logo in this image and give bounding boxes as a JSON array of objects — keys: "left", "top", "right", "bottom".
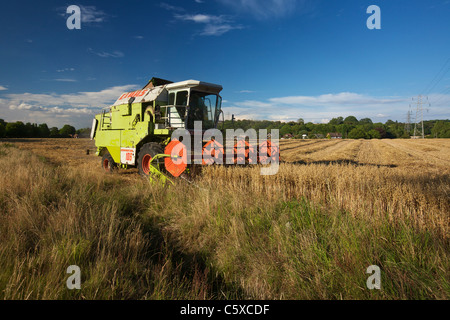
[{"left": 118, "top": 89, "right": 149, "bottom": 101}]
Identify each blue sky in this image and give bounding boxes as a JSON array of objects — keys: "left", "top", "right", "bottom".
[{"left": 0, "top": 0, "right": 449, "bottom": 128}]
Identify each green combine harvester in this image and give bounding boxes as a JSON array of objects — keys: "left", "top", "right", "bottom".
[{"left": 91, "top": 77, "right": 279, "bottom": 183}]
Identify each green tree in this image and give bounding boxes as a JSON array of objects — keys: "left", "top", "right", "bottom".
[
  {"left": 336, "top": 123, "right": 351, "bottom": 138},
  {"left": 373, "top": 127, "right": 387, "bottom": 138},
  {"left": 368, "top": 129, "right": 381, "bottom": 139},
  {"left": 76, "top": 128, "right": 91, "bottom": 138},
  {"left": 59, "top": 124, "right": 76, "bottom": 137},
  {"left": 49, "top": 127, "right": 60, "bottom": 138},
  {"left": 280, "top": 124, "right": 292, "bottom": 137},
  {"left": 329, "top": 117, "right": 344, "bottom": 125},
  {"left": 291, "top": 124, "right": 301, "bottom": 136},
  {"left": 359, "top": 118, "right": 373, "bottom": 125},
  {"left": 344, "top": 116, "right": 359, "bottom": 125},
  {"left": 38, "top": 123, "right": 51, "bottom": 138},
  {"left": 5, "top": 121, "right": 25, "bottom": 137},
  {"left": 305, "top": 122, "right": 315, "bottom": 132},
  {"left": 431, "top": 121, "right": 450, "bottom": 138},
  {"left": 348, "top": 127, "right": 368, "bottom": 139},
  {"left": 24, "top": 122, "right": 36, "bottom": 137}
]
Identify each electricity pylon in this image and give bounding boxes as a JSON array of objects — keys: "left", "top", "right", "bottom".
[
  {"left": 405, "top": 106, "right": 412, "bottom": 135},
  {"left": 413, "top": 95, "right": 425, "bottom": 139}
]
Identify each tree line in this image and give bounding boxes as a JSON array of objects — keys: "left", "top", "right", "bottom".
[
  {"left": 0, "top": 116, "right": 449, "bottom": 139},
  {"left": 0, "top": 119, "right": 91, "bottom": 138},
  {"left": 222, "top": 116, "right": 450, "bottom": 139}
]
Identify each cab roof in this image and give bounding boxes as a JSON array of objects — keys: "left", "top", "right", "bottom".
[{"left": 165, "top": 80, "right": 222, "bottom": 93}]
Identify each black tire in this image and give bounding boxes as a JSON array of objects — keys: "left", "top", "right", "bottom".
[
  {"left": 137, "top": 143, "right": 164, "bottom": 177},
  {"left": 101, "top": 151, "right": 117, "bottom": 173}
]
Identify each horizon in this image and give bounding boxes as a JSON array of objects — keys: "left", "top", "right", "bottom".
[
  {"left": 2, "top": 116, "right": 449, "bottom": 132},
  {"left": 1, "top": 0, "right": 449, "bottom": 128}
]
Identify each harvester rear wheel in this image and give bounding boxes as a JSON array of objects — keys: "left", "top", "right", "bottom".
[
  {"left": 101, "top": 152, "right": 117, "bottom": 173},
  {"left": 138, "top": 142, "right": 164, "bottom": 177}
]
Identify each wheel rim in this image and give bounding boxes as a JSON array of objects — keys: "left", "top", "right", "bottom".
[
  {"left": 164, "top": 140, "right": 187, "bottom": 177},
  {"left": 142, "top": 154, "right": 152, "bottom": 175},
  {"left": 103, "top": 158, "right": 110, "bottom": 172}
]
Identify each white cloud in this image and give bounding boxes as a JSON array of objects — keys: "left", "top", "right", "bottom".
[
  {"left": 1, "top": 84, "right": 139, "bottom": 128},
  {"left": 0, "top": 85, "right": 8, "bottom": 91},
  {"left": 160, "top": 2, "right": 185, "bottom": 12},
  {"left": 235, "top": 100, "right": 273, "bottom": 108},
  {"left": 79, "top": 5, "right": 108, "bottom": 23},
  {"left": 177, "top": 14, "right": 218, "bottom": 23},
  {"left": 54, "top": 79, "right": 78, "bottom": 82},
  {"left": 222, "top": 92, "right": 425, "bottom": 123},
  {"left": 216, "top": 0, "right": 298, "bottom": 19},
  {"left": 9, "top": 103, "right": 34, "bottom": 110},
  {"left": 238, "top": 90, "right": 255, "bottom": 93},
  {"left": 200, "top": 23, "right": 240, "bottom": 36},
  {"left": 174, "top": 12, "right": 242, "bottom": 36},
  {"left": 161, "top": 2, "right": 243, "bottom": 36},
  {"left": 269, "top": 92, "right": 405, "bottom": 106},
  {"left": 60, "top": 5, "right": 109, "bottom": 24},
  {"left": 87, "top": 48, "right": 124, "bottom": 58},
  {"left": 428, "top": 92, "right": 450, "bottom": 106},
  {"left": 56, "top": 68, "right": 75, "bottom": 72}
]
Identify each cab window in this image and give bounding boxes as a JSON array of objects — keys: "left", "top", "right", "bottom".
[
  {"left": 176, "top": 90, "right": 188, "bottom": 106},
  {"left": 168, "top": 93, "right": 175, "bottom": 105}
]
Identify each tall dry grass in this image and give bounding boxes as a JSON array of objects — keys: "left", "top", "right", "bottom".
[
  {"left": 0, "top": 142, "right": 238, "bottom": 299},
  {"left": 0, "top": 139, "right": 449, "bottom": 299}
]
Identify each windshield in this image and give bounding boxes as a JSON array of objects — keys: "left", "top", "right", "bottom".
[{"left": 187, "top": 91, "right": 222, "bottom": 130}]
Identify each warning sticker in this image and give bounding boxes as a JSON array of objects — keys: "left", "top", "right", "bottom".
[{"left": 120, "top": 148, "right": 136, "bottom": 165}]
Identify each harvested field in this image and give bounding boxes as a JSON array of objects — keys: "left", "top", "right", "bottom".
[{"left": 0, "top": 138, "right": 448, "bottom": 300}]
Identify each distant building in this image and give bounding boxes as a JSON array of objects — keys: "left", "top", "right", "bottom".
[{"left": 327, "top": 132, "right": 342, "bottom": 139}]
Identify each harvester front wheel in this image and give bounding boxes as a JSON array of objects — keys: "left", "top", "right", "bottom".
[
  {"left": 138, "top": 143, "right": 164, "bottom": 177},
  {"left": 101, "top": 152, "right": 117, "bottom": 173}
]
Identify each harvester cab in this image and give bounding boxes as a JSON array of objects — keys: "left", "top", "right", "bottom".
[{"left": 91, "top": 77, "right": 279, "bottom": 184}]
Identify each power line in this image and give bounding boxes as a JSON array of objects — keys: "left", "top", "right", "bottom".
[
  {"left": 421, "top": 57, "right": 450, "bottom": 96},
  {"left": 430, "top": 86, "right": 450, "bottom": 105}
]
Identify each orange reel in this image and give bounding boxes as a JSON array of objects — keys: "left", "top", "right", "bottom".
[
  {"left": 202, "top": 139, "right": 224, "bottom": 165},
  {"left": 234, "top": 140, "right": 256, "bottom": 164},
  {"left": 164, "top": 140, "right": 187, "bottom": 177},
  {"left": 258, "top": 140, "right": 280, "bottom": 164}
]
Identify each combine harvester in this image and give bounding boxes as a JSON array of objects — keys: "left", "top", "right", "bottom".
[{"left": 91, "top": 77, "right": 279, "bottom": 184}]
